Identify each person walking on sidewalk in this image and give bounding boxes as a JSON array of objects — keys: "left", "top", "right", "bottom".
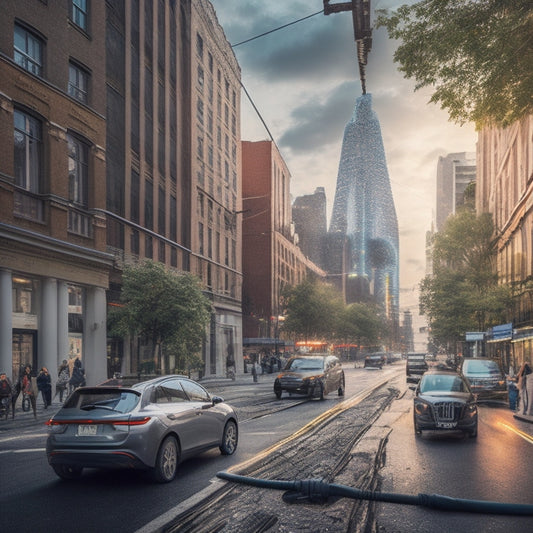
[
  {"left": 517, "top": 361, "right": 532, "bottom": 415},
  {"left": 37, "top": 367, "right": 52, "bottom": 409},
  {"left": 54, "top": 360, "right": 70, "bottom": 402},
  {"left": 14, "top": 365, "right": 37, "bottom": 419},
  {"left": 69, "top": 358, "right": 85, "bottom": 393},
  {"left": 0, "top": 372, "right": 13, "bottom": 418}
]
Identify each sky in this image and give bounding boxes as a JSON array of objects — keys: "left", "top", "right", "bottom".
[{"left": 211, "top": 1, "right": 477, "bottom": 347}]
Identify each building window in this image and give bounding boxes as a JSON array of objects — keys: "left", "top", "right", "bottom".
[
  {"left": 14, "top": 110, "right": 42, "bottom": 193},
  {"left": 196, "top": 33, "right": 203, "bottom": 59},
  {"left": 67, "top": 134, "right": 88, "bottom": 207},
  {"left": 14, "top": 24, "right": 43, "bottom": 76},
  {"left": 68, "top": 62, "right": 89, "bottom": 103},
  {"left": 70, "top": 0, "right": 88, "bottom": 32}
]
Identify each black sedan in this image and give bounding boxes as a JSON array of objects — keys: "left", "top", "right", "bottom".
[
  {"left": 274, "top": 354, "right": 345, "bottom": 400},
  {"left": 46, "top": 375, "right": 238, "bottom": 483},
  {"left": 413, "top": 369, "right": 478, "bottom": 438}
]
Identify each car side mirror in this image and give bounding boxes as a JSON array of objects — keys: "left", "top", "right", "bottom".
[{"left": 211, "top": 395, "right": 224, "bottom": 405}]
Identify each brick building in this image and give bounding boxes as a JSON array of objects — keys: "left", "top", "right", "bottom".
[
  {"left": 0, "top": 0, "right": 112, "bottom": 385},
  {"left": 241, "top": 140, "right": 325, "bottom": 342}
]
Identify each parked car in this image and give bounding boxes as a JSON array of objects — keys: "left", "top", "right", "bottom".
[
  {"left": 46, "top": 375, "right": 238, "bottom": 483},
  {"left": 406, "top": 352, "right": 429, "bottom": 383},
  {"left": 413, "top": 369, "right": 478, "bottom": 438},
  {"left": 364, "top": 354, "right": 384, "bottom": 369},
  {"left": 461, "top": 357, "right": 508, "bottom": 402},
  {"left": 274, "top": 354, "right": 345, "bottom": 400}
]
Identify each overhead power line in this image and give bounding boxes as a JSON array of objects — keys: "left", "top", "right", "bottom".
[{"left": 231, "top": 10, "right": 324, "bottom": 48}]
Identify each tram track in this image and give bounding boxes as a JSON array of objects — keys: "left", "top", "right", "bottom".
[{"left": 155, "top": 376, "right": 400, "bottom": 533}]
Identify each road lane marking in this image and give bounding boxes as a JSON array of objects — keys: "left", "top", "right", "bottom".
[{"left": 498, "top": 421, "right": 533, "bottom": 444}]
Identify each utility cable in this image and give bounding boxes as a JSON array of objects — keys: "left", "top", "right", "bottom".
[
  {"left": 231, "top": 10, "right": 324, "bottom": 48},
  {"left": 217, "top": 472, "right": 533, "bottom": 516}
]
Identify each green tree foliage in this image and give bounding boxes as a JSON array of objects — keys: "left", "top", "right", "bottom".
[
  {"left": 337, "top": 302, "right": 386, "bottom": 349},
  {"left": 420, "top": 210, "right": 512, "bottom": 351},
  {"left": 109, "top": 261, "right": 211, "bottom": 373},
  {"left": 282, "top": 279, "right": 344, "bottom": 341},
  {"left": 376, "top": 1, "right": 533, "bottom": 127}
]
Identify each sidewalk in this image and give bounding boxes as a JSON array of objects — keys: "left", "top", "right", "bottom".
[{"left": 513, "top": 412, "right": 533, "bottom": 424}]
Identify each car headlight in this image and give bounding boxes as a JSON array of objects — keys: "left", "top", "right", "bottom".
[
  {"left": 414, "top": 400, "right": 429, "bottom": 416},
  {"left": 465, "top": 403, "right": 477, "bottom": 416}
]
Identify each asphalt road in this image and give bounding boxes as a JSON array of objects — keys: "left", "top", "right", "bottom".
[{"left": 1, "top": 363, "right": 531, "bottom": 533}]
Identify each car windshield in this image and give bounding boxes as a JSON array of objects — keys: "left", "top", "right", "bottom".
[
  {"left": 463, "top": 359, "right": 500, "bottom": 374},
  {"left": 420, "top": 374, "right": 467, "bottom": 393},
  {"left": 287, "top": 358, "right": 324, "bottom": 371},
  {"left": 63, "top": 390, "right": 140, "bottom": 413}
]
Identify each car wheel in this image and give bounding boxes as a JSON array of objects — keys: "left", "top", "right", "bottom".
[
  {"left": 220, "top": 420, "right": 238, "bottom": 455},
  {"left": 468, "top": 422, "right": 478, "bottom": 439},
  {"left": 338, "top": 374, "right": 345, "bottom": 396},
  {"left": 317, "top": 381, "right": 325, "bottom": 401},
  {"left": 151, "top": 435, "right": 179, "bottom": 483},
  {"left": 52, "top": 464, "right": 83, "bottom": 480},
  {"left": 275, "top": 389, "right": 282, "bottom": 399}
]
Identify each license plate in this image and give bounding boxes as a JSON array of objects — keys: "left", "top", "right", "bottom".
[
  {"left": 77, "top": 424, "right": 98, "bottom": 436},
  {"left": 436, "top": 422, "right": 456, "bottom": 429}
]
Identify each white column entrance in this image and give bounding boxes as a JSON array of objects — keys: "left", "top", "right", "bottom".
[
  {"left": 40, "top": 278, "right": 58, "bottom": 381},
  {"left": 84, "top": 286, "right": 107, "bottom": 385},
  {"left": 0, "top": 270, "right": 13, "bottom": 376}
]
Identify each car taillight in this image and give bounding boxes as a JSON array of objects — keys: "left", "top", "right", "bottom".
[
  {"left": 45, "top": 417, "right": 151, "bottom": 427},
  {"left": 112, "top": 417, "right": 151, "bottom": 426}
]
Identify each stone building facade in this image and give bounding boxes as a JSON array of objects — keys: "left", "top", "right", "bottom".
[
  {"left": 0, "top": 0, "right": 112, "bottom": 385},
  {"left": 476, "top": 114, "right": 533, "bottom": 367}
]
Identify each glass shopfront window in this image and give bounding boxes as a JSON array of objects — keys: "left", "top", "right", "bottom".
[{"left": 68, "top": 285, "right": 84, "bottom": 361}]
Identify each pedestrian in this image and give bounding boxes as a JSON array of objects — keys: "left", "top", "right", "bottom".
[
  {"left": 55, "top": 360, "right": 70, "bottom": 402},
  {"left": 516, "top": 361, "right": 532, "bottom": 415},
  {"left": 251, "top": 360, "right": 258, "bottom": 383},
  {"left": 17, "top": 365, "right": 37, "bottom": 418},
  {"left": 0, "top": 372, "right": 13, "bottom": 417},
  {"left": 69, "top": 358, "right": 86, "bottom": 393},
  {"left": 37, "top": 367, "right": 52, "bottom": 408}
]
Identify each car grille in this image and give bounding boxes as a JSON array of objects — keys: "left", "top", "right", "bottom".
[
  {"left": 433, "top": 401, "right": 462, "bottom": 421},
  {"left": 280, "top": 377, "right": 303, "bottom": 387}
]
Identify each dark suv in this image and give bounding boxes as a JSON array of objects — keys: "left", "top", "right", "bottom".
[
  {"left": 274, "top": 354, "right": 345, "bottom": 400},
  {"left": 406, "top": 352, "right": 428, "bottom": 383},
  {"left": 461, "top": 357, "right": 507, "bottom": 402}
]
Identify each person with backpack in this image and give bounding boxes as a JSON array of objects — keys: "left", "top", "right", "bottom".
[
  {"left": 55, "top": 360, "right": 70, "bottom": 402},
  {"left": 69, "top": 358, "right": 86, "bottom": 393}
]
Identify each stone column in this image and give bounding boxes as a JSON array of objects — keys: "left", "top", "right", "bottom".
[
  {"left": 57, "top": 281, "right": 69, "bottom": 368},
  {"left": 84, "top": 287, "right": 107, "bottom": 385},
  {"left": 0, "top": 270, "right": 13, "bottom": 378},
  {"left": 40, "top": 278, "right": 58, "bottom": 381}
]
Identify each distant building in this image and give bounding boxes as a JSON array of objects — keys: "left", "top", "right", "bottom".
[
  {"left": 327, "top": 94, "right": 399, "bottom": 340},
  {"left": 241, "top": 141, "right": 326, "bottom": 342},
  {"left": 401, "top": 310, "right": 414, "bottom": 353},
  {"left": 292, "top": 187, "right": 327, "bottom": 269},
  {"left": 435, "top": 152, "right": 476, "bottom": 231}
]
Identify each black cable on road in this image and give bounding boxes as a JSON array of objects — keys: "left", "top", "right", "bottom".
[{"left": 216, "top": 472, "right": 533, "bottom": 516}]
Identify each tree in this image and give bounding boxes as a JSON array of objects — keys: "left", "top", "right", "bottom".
[
  {"left": 420, "top": 210, "right": 512, "bottom": 352},
  {"left": 337, "top": 302, "right": 386, "bottom": 352},
  {"left": 282, "top": 280, "right": 344, "bottom": 342},
  {"left": 376, "top": 1, "right": 533, "bottom": 127},
  {"left": 109, "top": 260, "right": 212, "bottom": 374}
]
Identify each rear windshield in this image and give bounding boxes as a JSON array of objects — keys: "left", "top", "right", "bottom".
[
  {"left": 63, "top": 389, "right": 140, "bottom": 413},
  {"left": 463, "top": 359, "right": 500, "bottom": 374},
  {"left": 408, "top": 354, "right": 426, "bottom": 361}
]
